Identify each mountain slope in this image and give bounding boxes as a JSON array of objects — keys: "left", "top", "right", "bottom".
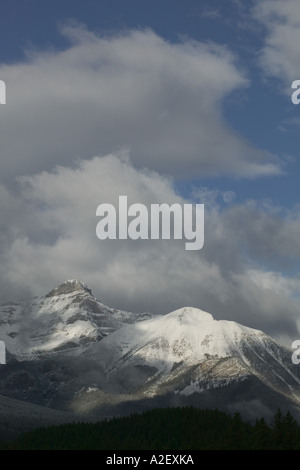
[
  {"left": 81, "top": 306, "right": 300, "bottom": 412},
  {"left": 1, "top": 285, "right": 300, "bottom": 424},
  {"left": 0, "top": 279, "right": 153, "bottom": 360}
]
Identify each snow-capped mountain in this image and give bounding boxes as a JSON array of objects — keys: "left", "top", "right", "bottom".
[
  {"left": 83, "top": 306, "right": 300, "bottom": 405},
  {"left": 0, "top": 279, "right": 153, "bottom": 360},
  {"left": 1, "top": 281, "right": 300, "bottom": 429}
]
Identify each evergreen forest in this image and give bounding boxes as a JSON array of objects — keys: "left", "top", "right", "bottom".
[{"left": 1, "top": 406, "right": 300, "bottom": 450}]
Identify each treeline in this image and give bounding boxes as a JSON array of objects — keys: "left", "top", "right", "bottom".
[{"left": 1, "top": 406, "right": 300, "bottom": 450}]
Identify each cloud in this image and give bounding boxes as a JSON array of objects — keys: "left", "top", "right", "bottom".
[
  {"left": 253, "top": 0, "right": 300, "bottom": 84},
  {"left": 201, "top": 9, "right": 221, "bottom": 20},
  {"left": 222, "top": 200, "right": 300, "bottom": 266},
  {"left": 0, "top": 22, "right": 296, "bottom": 346},
  {"left": 0, "top": 24, "right": 281, "bottom": 181},
  {"left": 0, "top": 152, "right": 299, "bottom": 345}
]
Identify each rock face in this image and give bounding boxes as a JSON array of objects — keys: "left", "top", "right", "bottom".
[
  {"left": 0, "top": 284, "right": 300, "bottom": 430},
  {"left": 0, "top": 279, "right": 153, "bottom": 360},
  {"left": 45, "top": 279, "right": 93, "bottom": 297}
]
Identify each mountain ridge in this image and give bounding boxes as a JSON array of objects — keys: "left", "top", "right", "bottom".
[
  {"left": 0, "top": 279, "right": 300, "bottom": 427},
  {"left": 0, "top": 279, "right": 154, "bottom": 360},
  {"left": 83, "top": 305, "right": 299, "bottom": 403}
]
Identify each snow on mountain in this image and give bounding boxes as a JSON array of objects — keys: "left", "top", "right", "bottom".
[
  {"left": 84, "top": 306, "right": 300, "bottom": 403},
  {"left": 1, "top": 286, "right": 300, "bottom": 423},
  {"left": 88, "top": 306, "right": 268, "bottom": 371},
  {"left": 0, "top": 279, "right": 153, "bottom": 360}
]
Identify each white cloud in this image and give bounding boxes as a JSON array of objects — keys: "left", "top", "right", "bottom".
[
  {"left": 246, "top": 269, "right": 300, "bottom": 296},
  {"left": 0, "top": 152, "right": 299, "bottom": 344},
  {"left": 201, "top": 9, "right": 221, "bottom": 20},
  {"left": 253, "top": 0, "right": 300, "bottom": 84},
  {"left": 0, "top": 22, "right": 297, "bottom": 344},
  {"left": 0, "top": 25, "right": 281, "bottom": 181}
]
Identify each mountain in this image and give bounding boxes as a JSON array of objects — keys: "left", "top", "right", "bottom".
[
  {"left": 0, "top": 279, "right": 153, "bottom": 360},
  {"left": 1, "top": 281, "right": 300, "bottom": 438},
  {"left": 77, "top": 306, "right": 300, "bottom": 420}
]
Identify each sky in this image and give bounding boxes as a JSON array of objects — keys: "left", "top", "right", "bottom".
[{"left": 0, "top": 0, "right": 300, "bottom": 346}]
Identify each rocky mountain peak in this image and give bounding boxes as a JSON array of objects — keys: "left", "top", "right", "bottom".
[
  {"left": 170, "top": 307, "right": 214, "bottom": 324},
  {"left": 45, "top": 279, "right": 92, "bottom": 297}
]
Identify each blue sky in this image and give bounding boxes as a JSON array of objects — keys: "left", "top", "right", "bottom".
[{"left": 1, "top": 0, "right": 300, "bottom": 345}]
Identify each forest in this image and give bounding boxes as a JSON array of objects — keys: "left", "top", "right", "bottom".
[{"left": 1, "top": 406, "right": 300, "bottom": 450}]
